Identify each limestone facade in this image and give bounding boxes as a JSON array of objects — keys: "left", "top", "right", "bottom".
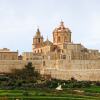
[
  {"left": 31, "top": 21, "right": 100, "bottom": 81},
  {"left": 0, "top": 21, "right": 100, "bottom": 81},
  {"left": 0, "top": 48, "right": 18, "bottom": 60}
]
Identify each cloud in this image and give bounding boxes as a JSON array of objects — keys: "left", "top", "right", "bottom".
[{"left": 0, "top": 0, "right": 100, "bottom": 53}]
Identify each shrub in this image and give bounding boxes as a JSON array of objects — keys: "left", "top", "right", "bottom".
[{"left": 23, "top": 91, "right": 30, "bottom": 96}]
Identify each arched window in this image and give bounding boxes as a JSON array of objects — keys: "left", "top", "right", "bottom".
[
  {"left": 58, "top": 36, "right": 60, "bottom": 42},
  {"left": 38, "top": 38, "right": 40, "bottom": 43},
  {"left": 63, "top": 55, "right": 66, "bottom": 59},
  {"left": 43, "top": 61, "right": 45, "bottom": 66}
]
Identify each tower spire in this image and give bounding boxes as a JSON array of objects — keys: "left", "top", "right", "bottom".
[
  {"left": 33, "top": 27, "right": 44, "bottom": 49},
  {"left": 36, "top": 27, "right": 41, "bottom": 36}
]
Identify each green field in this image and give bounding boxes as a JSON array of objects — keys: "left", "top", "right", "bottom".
[
  {"left": 0, "top": 86, "right": 100, "bottom": 100},
  {"left": 0, "top": 63, "right": 100, "bottom": 99}
]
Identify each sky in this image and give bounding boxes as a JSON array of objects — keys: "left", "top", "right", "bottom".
[{"left": 0, "top": 0, "right": 100, "bottom": 54}]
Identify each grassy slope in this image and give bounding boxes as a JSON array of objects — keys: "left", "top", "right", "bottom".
[{"left": 0, "top": 86, "right": 100, "bottom": 100}]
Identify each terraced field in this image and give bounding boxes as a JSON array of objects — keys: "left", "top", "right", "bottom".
[{"left": 0, "top": 86, "right": 100, "bottom": 100}]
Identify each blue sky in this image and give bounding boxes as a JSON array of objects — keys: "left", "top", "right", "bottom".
[{"left": 0, "top": 0, "right": 100, "bottom": 53}]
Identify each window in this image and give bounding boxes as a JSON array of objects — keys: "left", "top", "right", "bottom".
[
  {"left": 54, "top": 37, "right": 55, "bottom": 42},
  {"left": 43, "top": 61, "right": 45, "bottom": 66},
  {"left": 58, "top": 36, "right": 60, "bottom": 42},
  {"left": 26, "top": 58, "right": 29, "bottom": 60},
  {"left": 38, "top": 38, "right": 40, "bottom": 43},
  {"left": 43, "top": 56, "right": 44, "bottom": 59},
  {"left": 63, "top": 55, "right": 66, "bottom": 59}
]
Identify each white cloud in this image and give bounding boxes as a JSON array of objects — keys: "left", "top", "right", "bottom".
[{"left": 0, "top": 0, "right": 100, "bottom": 52}]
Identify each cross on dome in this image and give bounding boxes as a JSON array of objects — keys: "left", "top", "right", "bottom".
[{"left": 60, "top": 20, "right": 65, "bottom": 29}]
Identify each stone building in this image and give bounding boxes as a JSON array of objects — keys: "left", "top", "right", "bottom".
[
  {"left": 0, "top": 21, "right": 100, "bottom": 81},
  {"left": 32, "top": 21, "right": 100, "bottom": 61},
  {"left": 30, "top": 21, "right": 100, "bottom": 81},
  {"left": 0, "top": 48, "right": 18, "bottom": 60}
]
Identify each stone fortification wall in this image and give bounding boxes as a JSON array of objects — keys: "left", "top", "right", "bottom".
[
  {"left": 43, "top": 68, "right": 100, "bottom": 81},
  {"left": 41, "top": 59, "right": 100, "bottom": 81},
  {"left": 0, "top": 60, "right": 42, "bottom": 73},
  {"left": 0, "top": 59, "right": 100, "bottom": 81},
  {"left": 71, "top": 60, "right": 100, "bottom": 69}
]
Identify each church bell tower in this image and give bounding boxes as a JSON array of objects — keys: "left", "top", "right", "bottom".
[{"left": 32, "top": 28, "right": 43, "bottom": 50}]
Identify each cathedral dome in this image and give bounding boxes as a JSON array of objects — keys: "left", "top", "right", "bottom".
[
  {"left": 53, "top": 21, "right": 72, "bottom": 44},
  {"left": 53, "top": 21, "right": 71, "bottom": 33}
]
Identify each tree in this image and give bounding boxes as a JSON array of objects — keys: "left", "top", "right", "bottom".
[{"left": 5, "top": 62, "right": 41, "bottom": 88}]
